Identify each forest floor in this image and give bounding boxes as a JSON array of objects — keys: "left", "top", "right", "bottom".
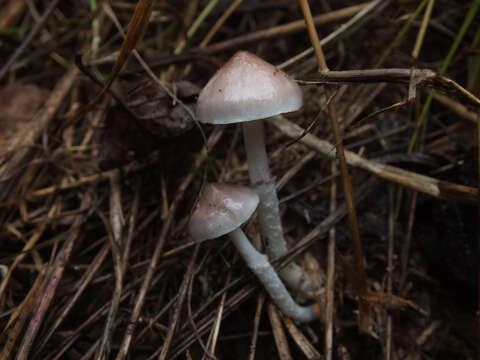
[{"left": 0, "top": 0, "right": 479, "bottom": 359}]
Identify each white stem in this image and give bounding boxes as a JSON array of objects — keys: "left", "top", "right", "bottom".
[
  {"left": 229, "top": 228, "right": 317, "bottom": 322},
  {"left": 242, "top": 120, "right": 314, "bottom": 293}
]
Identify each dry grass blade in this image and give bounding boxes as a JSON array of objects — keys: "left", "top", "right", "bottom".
[
  {"left": 299, "top": 69, "right": 480, "bottom": 108},
  {"left": 0, "top": 273, "right": 43, "bottom": 360},
  {"left": 248, "top": 293, "right": 265, "bottom": 360},
  {"left": 97, "top": 171, "right": 125, "bottom": 359},
  {"left": 1, "top": 1, "right": 477, "bottom": 358},
  {"left": 268, "top": 303, "right": 292, "bottom": 360},
  {"left": 325, "top": 161, "right": 337, "bottom": 360},
  {"left": 283, "top": 317, "right": 321, "bottom": 359},
  {"left": 15, "top": 191, "right": 92, "bottom": 360},
  {"left": 269, "top": 116, "right": 479, "bottom": 203},
  {"left": 158, "top": 244, "right": 200, "bottom": 360},
  {"left": 35, "top": 245, "right": 111, "bottom": 354},
  {"left": 297, "top": 0, "right": 369, "bottom": 332},
  {"left": 83, "top": 0, "right": 156, "bottom": 111}
]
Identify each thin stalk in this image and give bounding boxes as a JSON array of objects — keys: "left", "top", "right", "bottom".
[
  {"left": 229, "top": 228, "right": 317, "bottom": 323},
  {"left": 297, "top": 0, "right": 369, "bottom": 331},
  {"left": 243, "top": 120, "right": 314, "bottom": 294}
]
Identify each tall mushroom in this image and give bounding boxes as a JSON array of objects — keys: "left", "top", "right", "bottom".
[
  {"left": 196, "top": 51, "right": 313, "bottom": 293},
  {"left": 189, "top": 183, "right": 317, "bottom": 322}
]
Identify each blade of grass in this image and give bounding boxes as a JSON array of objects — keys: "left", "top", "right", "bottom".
[
  {"left": 408, "top": 0, "right": 480, "bottom": 152},
  {"left": 297, "top": 0, "right": 370, "bottom": 332}
]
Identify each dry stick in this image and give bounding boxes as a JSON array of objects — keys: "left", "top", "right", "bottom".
[
  {"left": 115, "top": 2, "right": 369, "bottom": 75},
  {"left": 158, "top": 244, "right": 200, "bottom": 360},
  {"left": 98, "top": 171, "right": 125, "bottom": 360},
  {"left": 477, "top": 109, "right": 480, "bottom": 360},
  {"left": 386, "top": 186, "right": 395, "bottom": 360},
  {"left": 248, "top": 293, "right": 265, "bottom": 360},
  {"left": 36, "top": 244, "right": 111, "bottom": 354},
  {"left": 397, "top": 0, "right": 433, "bottom": 300},
  {"left": 412, "top": 0, "right": 436, "bottom": 59},
  {"left": 15, "top": 191, "right": 91, "bottom": 360},
  {"left": 207, "top": 269, "right": 232, "bottom": 357},
  {"left": 398, "top": 191, "right": 417, "bottom": 295},
  {"left": 268, "top": 303, "right": 292, "bottom": 360},
  {"left": 181, "top": 0, "right": 244, "bottom": 78},
  {"left": 278, "top": 0, "right": 386, "bottom": 70},
  {"left": 283, "top": 317, "right": 322, "bottom": 359},
  {"left": 121, "top": 182, "right": 141, "bottom": 275},
  {"left": 268, "top": 116, "right": 479, "bottom": 203},
  {"left": 297, "top": 0, "right": 369, "bottom": 332},
  {"left": 202, "top": 3, "right": 366, "bottom": 55},
  {"left": 0, "top": 0, "right": 60, "bottom": 80},
  {"left": 433, "top": 92, "right": 479, "bottom": 123},
  {"left": 0, "top": 274, "right": 44, "bottom": 360},
  {"left": 114, "top": 131, "right": 222, "bottom": 360},
  {"left": 325, "top": 161, "right": 337, "bottom": 360},
  {"left": 24, "top": 161, "right": 147, "bottom": 201},
  {"left": 199, "top": 0, "right": 243, "bottom": 47}
]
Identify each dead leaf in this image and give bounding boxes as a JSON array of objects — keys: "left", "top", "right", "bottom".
[{"left": 0, "top": 83, "right": 49, "bottom": 150}]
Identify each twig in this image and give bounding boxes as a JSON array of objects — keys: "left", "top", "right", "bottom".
[
  {"left": 283, "top": 317, "right": 321, "bottom": 359},
  {"left": 398, "top": 192, "right": 417, "bottom": 295},
  {"left": 248, "top": 293, "right": 265, "bottom": 360},
  {"left": 385, "top": 186, "right": 395, "bottom": 360},
  {"left": 268, "top": 116, "right": 479, "bottom": 203},
  {"left": 15, "top": 191, "right": 91, "bottom": 360},
  {"left": 0, "top": 273, "right": 44, "bottom": 360},
  {"left": 97, "top": 170, "right": 125, "bottom": 359},
  {"left": 36, "top": 245, "right": 111, "bottom": 354},
  {"left": 412, "top": 0, "right": 435, "bottom": 59},
  {"left": 477, "top": 109, "right": 480, "bottom": 360},
  {"left": 278, "top": 0, "right": 388, "bottom": 70},
  {"left": 200, "top": 0, "right": 243, "bottom": 47},
  {"left": 158, "top": 244, "right": 200, "bottom": 360},
  {"left": 268, "top": 303, "right": 292, "bottom": 360},
  {"left": 325, "top": 161, "right": 337, "bottom": 360},
  {"left": 297, "top": 0, "right": 369, "bottom": 332}
]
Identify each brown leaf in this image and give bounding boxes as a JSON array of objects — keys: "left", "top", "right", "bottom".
[
  {"left": 96, "top": 78, "right": 199, "bottom": 170},
  {"left": 0, "top": 83, "right": 49, "bottom": 151}
]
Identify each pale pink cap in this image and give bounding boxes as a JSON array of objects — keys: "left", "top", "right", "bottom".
[
  {"left": 197, "top": 51, "right": 303, "bottom": 124},
  {"left": 189, "top": 183, "right": 259, "bottom": 241}
]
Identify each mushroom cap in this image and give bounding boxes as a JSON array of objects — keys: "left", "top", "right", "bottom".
[
  {"left": 197, "top": 51, "right": 303, "bottom": 124},
  {"left": 189, "top": 183, "right": 259, "bottom": 241}
]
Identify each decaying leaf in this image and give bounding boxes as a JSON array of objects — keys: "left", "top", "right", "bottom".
[
  {"left": 96, "top": 78, "right": 199, "bottom": 170},
  {"left": 0, "top": 83, "right": 49, "bottom": 152}
]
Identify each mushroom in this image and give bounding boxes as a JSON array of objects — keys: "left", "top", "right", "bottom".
[
  {"left": 196, "top": 51, "right": 313, "bottom": 293},
  {"left": 189, "top": 183, "right": 317, "bottom": 322}
]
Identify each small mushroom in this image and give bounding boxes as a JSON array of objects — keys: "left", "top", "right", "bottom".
[
  {"left": 196, "top": 51, "right": 313, "bottom": 293},
  {"left": 189, "top": 183, "right": 317, "bottom": 323}
]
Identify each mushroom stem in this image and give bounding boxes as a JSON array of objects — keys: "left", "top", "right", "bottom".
[
  {"left": 242, "top": 120, "right": 314, "bottom": 294},
  {"left": 228, "top": 227, "right": 317, "bottom": 323}
]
